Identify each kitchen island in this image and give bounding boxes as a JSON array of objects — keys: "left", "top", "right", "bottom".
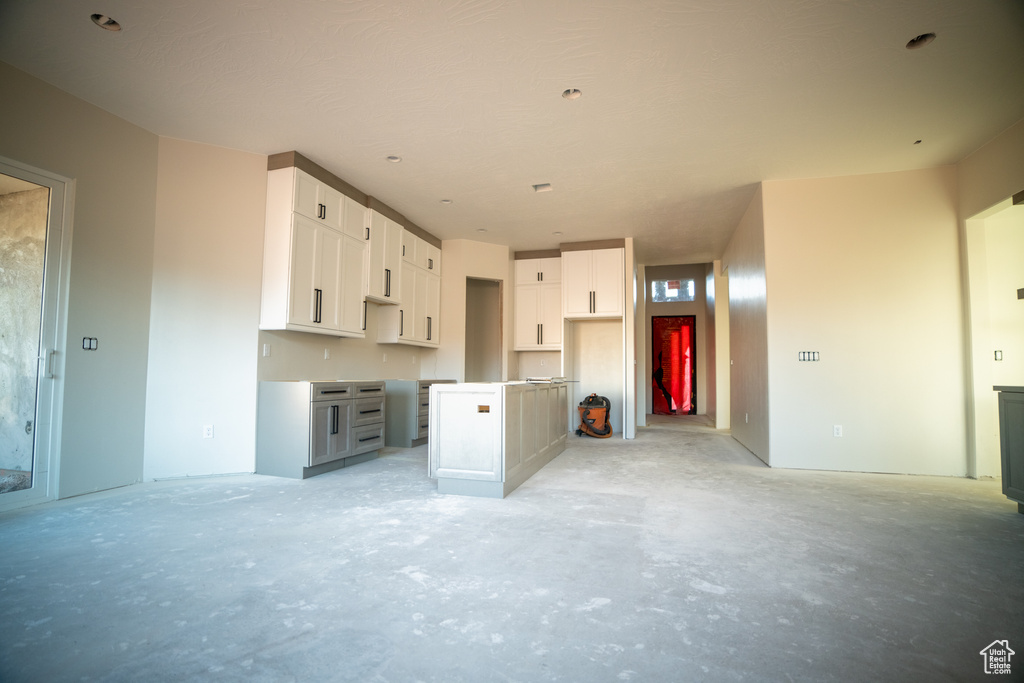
[{"left": 429, "top": 381, "right": 569, "bottom": 498}]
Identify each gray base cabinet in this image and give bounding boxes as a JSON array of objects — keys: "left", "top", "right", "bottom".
[
  {"left": 257, "top": 380, "right": 385, "bottom": 479},
  {"left": 996, "top": 386, "right": 1024, "bottom": 512},
  {"left": 384, "top": 379, "right": 455, "bottom": 448}
]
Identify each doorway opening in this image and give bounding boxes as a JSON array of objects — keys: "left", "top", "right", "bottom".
[
  {"left": 0, "top": 156, "right": 72, "bottom": 510},
  {"left": 465, "top": 278, "right": 502, "bottom": 382},
  {"left": 652, "top": 315, "right": 696, "bottom": 415}
]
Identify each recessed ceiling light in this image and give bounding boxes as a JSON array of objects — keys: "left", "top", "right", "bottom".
[
  {"left": 440, "top": 199, "right": 453, "bottom": 204},
  {"left": 906, "top": 33, "right": 936, "bottom": 49},
  {"left": 562, "top": 89, "right": 582, "bottom": 100},
  {"left": 533, "top": 183, "right": 553, "bottom": 193},
  {"left": 386, "top": 155, "right": 402, "bottom": 163},
  {"left": 91, "top": 13, "right": 121, "bottom": 31}
]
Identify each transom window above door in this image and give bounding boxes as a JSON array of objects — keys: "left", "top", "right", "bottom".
[{"left": 651, "top": 279, "right": 695, "bottom": 303}]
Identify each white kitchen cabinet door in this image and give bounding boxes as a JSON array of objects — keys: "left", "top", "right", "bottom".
[
  {"left": 538, "top": 283, "right": 562, "bottom": 346},
  {"left": 292, "top": 168, "right": 343, "bottom": 231},
  {"left": 561, "top": 250, "right": 593, "bottom": 318},
  {"left": 286, "top": 213, "right": 342, "bottom": 332},
  {"left": 561, "top": 248, "right": 623, "bottom": 319},
  {"left": 338, "top": 234, "right": 367, "bottom": 336},
  {"left": 366, "top": 209, "right": 403, "bottom": 304},
  {"left": 425, "top": 273, "right": 440, "bottom": 346},
  {"left": 514, "top": 286, "right": 541, "bottom": 350},
  {"left": 341, "top": 194, "right": 367, "bottom": 241},
  {"left": 591, "top": 248, "right": 623, "bottom": 317}
]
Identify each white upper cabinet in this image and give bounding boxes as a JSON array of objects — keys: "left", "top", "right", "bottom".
[
  {"left": 365, "top": 209, "right": 403, "bottom": 305},
  {"left": 378, "top": 229, "right": 441, "bottom": 348},
  {"left": 562, "top": 248, "right": 623, "bottom": 319},
  {"left": 514, "top": 257, "right": 562, "bottom": 351},
  {"left": 261, "top": 166, "right": 366, "bottom": 337},
  {"left": 292, "top": 167, "right": 344, "bottom": 231},
  {"left": 515, "top": 257, "right": 561, "bottom": 284}
]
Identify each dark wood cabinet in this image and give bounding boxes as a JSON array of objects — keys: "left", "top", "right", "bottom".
[{"left": 995, "top": 386, "right": 1024, "bottom": 513}]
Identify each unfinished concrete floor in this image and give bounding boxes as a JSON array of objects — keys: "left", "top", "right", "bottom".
[{"left": 2, "top": 416, "right": 1022, "bottom": 682}]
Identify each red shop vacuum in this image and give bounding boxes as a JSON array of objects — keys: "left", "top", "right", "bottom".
[{"left": 576, "top": 393, "right": 613, "bottom": 438}]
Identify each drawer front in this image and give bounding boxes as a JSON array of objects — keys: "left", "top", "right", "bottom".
[
  {"left": 416, "top": 414, "right": 430, "bottom": 440},
  {"left": 353, "top": 381, "right": 385, "bottom": 398},
  {"left": 352, "top": 423, "right": 385, "bottom": 455},
  {"left": 311, "top": 382, "right": 353, "bottom": 401},
  {"left": 353, "top": 396, "right": 385, "bottom": 427}
]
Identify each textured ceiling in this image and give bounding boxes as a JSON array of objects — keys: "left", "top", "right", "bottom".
[{"left": 1, "top": 0, "right": 1023, "bottom": 264}]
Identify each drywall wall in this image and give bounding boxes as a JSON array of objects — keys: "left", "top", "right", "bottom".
[
  {"left": 465, "top": 278, "right": 502, "bottom": 382},
  {"left": 435, "top": 239, "right": 511, "bottom": 382},
  {"left": 0, "top": 61, "right": 158, "bottom": 497},
  {"left": 144, "top": 138, "right": 266, "bottom": 479},
  {"left": 0, "top": 187, "right": 47, "bottom": 473},
  {"left": 762, "top": 166, "right": 966, "bottom": 475},
  {"left": 722, "top": 186, "right": 769, "bottom": 463},
  {"left": 958, "top": 118, "right": 1024, "bottom": 221},
  {"left": 643, "top": 264, "right": 708, "bottom": 416},
  {"left": 570, "top": 319, "right": 624, "bottom": 436},
  {"left": 964, "top": 203, "right": 1024, "bottom": 478},
  {"left": 513, "top": 351, "right": 560, "bottom": 380},
  {"left": 959, "top": 117, "right": 1024, "bottom": 478},
  {"left": 705, "top": 260, "right": 730, "bottom": 430}
]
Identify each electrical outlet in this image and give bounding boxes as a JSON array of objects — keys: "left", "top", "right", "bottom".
[
  {"left": 540, "top": 359, "right": 545, "bottom": 366},
  {"left": 324, "top": 348, "right": 331, "bottom": 360},
  {"left": 383, "top": 352, "right": 387, "bottom": 363},
  {"left": 262, "top": 343, "right": 271, "bottom": 357},
  {"left": 833, "top": 425, "right": 843, "bottom": 437},
  {"left": 203, "top": 425, "right": 214, "bottom": 439},
  {"left": 745, "top": 413, "right": 749, "bottom": 424}
]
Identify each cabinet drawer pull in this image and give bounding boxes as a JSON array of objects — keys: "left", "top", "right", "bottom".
[
  {"left": 362, "top": 301, "right": 367, "bottom": 331},
  {"left": 358, "top": 435, "right": 379, "bottom": 443},
  {"left": 359, "top": 408, "right": 381, "bottom": 415},
  {"left": 399, "top": 309, "right": 404, "bottom": 336},
  {"left": 330, "top": 405, "right": 339, "bottom": 435},
  {"left": 319, "top": 389, "right": 349, "bottom": 395},
  {"left": 358, "top": 387, "right": 381, "bottom": 393},
  {"left": 365, "top": 226, "right": 370, "bottom": 240},
  {"left": 427, "top": 316, "right": 432, "bottom": 341},
  {"left": 385, "top": 268, "right": 391, "bottom": 297}
]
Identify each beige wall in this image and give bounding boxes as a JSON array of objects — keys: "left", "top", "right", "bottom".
[
  {"left": 465, "top": 278, "right": 502, "bottom": 381},
  {"left": 436, "top": 239, "right": 512, "bottom": 383},
  {"left": 762, "top": 167, "right": 967, "bottom": 475},
  {"left": 705, "top": 259, "right": 731, "bottom": 430},
  {"left": 722, "top": 186, "right": 769, "bottom": 463},
  {"left": 569, "top": 320, "right": 625, "bottom": 435},
  {"left": 0, "top": 61, "right": 158, "bottom": 497},
  {"left": 959, "top": 117, "right": 1024, "bottom": 478},
  {"left": 644, "top": 264, "right": 708, "bottom": 415},
  {"left": 144, "top": 138, "right": 266, "bottom": 479}
]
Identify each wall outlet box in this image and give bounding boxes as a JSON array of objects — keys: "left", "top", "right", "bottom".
[
  {"left": 833, "top": 425, "right": 843, "bottom": 437},
  {"left": 324, "top": 348, "right": 331, "bottom": 360},
  {"left": 203, "top": 425, "right": 214, "bottom": 439},
  {"left": 262, "top": 343, "right": 271, "bottom": 357}
]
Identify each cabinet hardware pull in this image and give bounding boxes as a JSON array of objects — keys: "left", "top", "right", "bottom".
[
  {"left": 365, "top": 226, "right": 369, "bottom": 240},
  {"left": 539, "top": 272, "right": 543, "bottom": 281},
  {"left": 358, "top": 387, "right": 380, "bottom": 392},
  {"left": 537, "top": 323, "right": 540, "bottom": 345},
  {"left": 320, "top": 389, "right": 349, "bottom": 395},
  {"left": 540, "top": 323, "right": 543, "bottom": 345},
  {"left": 362, "top": 301, "right": 367, "bottom": 331},
  {"left": 331, "top": 405, "right": 339, "bottom": 435},
  {"left": 402, "top": 244, "right": 405, "bottom": 256},
  {"left": 359, "top": 409, "right": 381, "bottom": 415},
  {"left": 358, "top": 436, "right": 378, "bottom": 443},
  {"left": 314, "top": 288, "right": 323, "bottom": 323},
  {"left": 428, "top": 258, "right": 433, "bottom": 269},
  {"left": 399, "top": 309, "right": 404, "bottom": 336},
  {"left": 385, "top": 269, "right": 391, "bottom": 297},
  {"left": 427, "top": 316, "right": 432, "bottom": 340}
]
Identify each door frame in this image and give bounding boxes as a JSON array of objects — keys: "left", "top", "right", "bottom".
[
  {"left": 0, "top": 155, "right": 74, "bottom": 511},
  {"left": 651, "top": 314, "right": 697, "bottom": 415}
]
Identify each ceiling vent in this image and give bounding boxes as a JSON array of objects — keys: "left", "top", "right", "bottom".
[{"left": 532, "top": 183, "right": 553, "bottom": 193}]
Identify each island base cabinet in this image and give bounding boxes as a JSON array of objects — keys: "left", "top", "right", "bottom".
[{"left": 429, "top": 382, "right": 568, "bottom": 498}]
